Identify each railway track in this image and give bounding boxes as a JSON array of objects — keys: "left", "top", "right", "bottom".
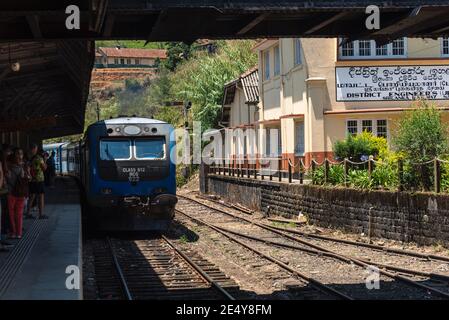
[
  {"left": 199, "top": 194, "right": 449, "bottom": 264},
  {"left": 92, "top": 235, "right": 237, "bottom": 300},
  {"left": 176, "top": 194, "right": 449, "bottom": 300}
]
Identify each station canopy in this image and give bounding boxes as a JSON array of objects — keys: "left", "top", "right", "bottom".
[{"left": 2, "top": 0, "right": 449, "bottom": 138}]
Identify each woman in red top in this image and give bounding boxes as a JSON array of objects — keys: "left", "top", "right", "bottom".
[{"left": 6, "top": 148, "right": 30, "bottom": 239}]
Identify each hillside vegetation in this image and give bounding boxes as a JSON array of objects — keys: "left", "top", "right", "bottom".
[{"left": 47, "top": 40, "right": 257, "bottom": 143}]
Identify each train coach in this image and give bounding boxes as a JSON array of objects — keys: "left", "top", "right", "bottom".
[{"left": 55, "top": 117, "right": 178, "bottom": 231}]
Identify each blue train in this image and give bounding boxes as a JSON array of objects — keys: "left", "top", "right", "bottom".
[{"left": 44, "top": 117, "right": 178, "bottom": 231}]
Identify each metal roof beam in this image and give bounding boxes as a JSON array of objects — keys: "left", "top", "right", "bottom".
[
  {"left": 237, "top": 13, "right": 270, "bottom": 35},
  {"left": 26, "top": 14, "right": 42, "bottom": 39}
]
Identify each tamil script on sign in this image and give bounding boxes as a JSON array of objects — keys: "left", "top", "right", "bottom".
[{"left": 336, "top": 66, "right": 449, "bottom": 102}]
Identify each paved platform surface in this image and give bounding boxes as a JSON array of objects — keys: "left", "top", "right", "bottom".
[{"left": 0, "top": 176, "right": 82, "bottom": 300}]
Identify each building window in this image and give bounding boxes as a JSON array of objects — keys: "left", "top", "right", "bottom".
[
  {"left": 274, "top": 46, "right": 281, "bottom": 76},
  {"left": 346, "top": 120, "right": 358, "bottom": 136},
  {"left": 120, "top": 58, "right": 125, "bottom": 65},
  {"left": 294, "top": 39, "right": 302, "bottom": 66},
  {"left": 361, "top": 120, "right": 373, "bottom": 133},
  {"left": 376, "top": 43, "right": 388, "bottom": 56},
  {"left": 135, "top": 59, "right": 140, "bottom": 65},
  {"left": 377, "top": 120, "right": 388, "bottom": 138},
  {"left": 347, "top": 119, "right": 388, "bottom": 138},
  {"left": 442, "top": 37, "right": 449, "bottom": 56},
  {"left": 126, "top": 58, "right": 132, "bottom": 65},
  {"left": 294, "top": 122, "right": 305, "bottom": 156},
  {"left": 263, "top": 50, "right": 270, "bottom": 80},
  {"left": 392, "top": 38, "right": 405, "bottom": 56},
  {"left": 339, "top": 38, "right": 407, "bottom": 59},
  {"left": 358, "top": 40, "right": 371, "bottom": 56},
  {"left": 341, "top": 40, "right": 354, "bottom": 57},
  {"left": 114, "top": 58, "right": 119, "bottom": 65},
  {"left": 265, "top": 128, "right": 281, "bottom": 156}
]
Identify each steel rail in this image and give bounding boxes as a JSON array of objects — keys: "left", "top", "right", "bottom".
[
  {"left": 177, "top": 195, "right": 449, "bottom": 299},
  {"left": 161, "top": 235, "right": 236, "bottom": 300},
  {"left": 106, "top": 237, "right": 133, "bottom": 301},
  {"left": 205, "top": 222, "right": 449, "bottom": 297},
  {"left": 175, "top": 209, "right": 354, "bottom": 300},
  {"left": 179, "top": 194, "right": 449, "bottom": 263}
]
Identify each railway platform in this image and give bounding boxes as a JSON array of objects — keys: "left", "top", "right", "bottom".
[{"left": 0, "top": 176, "right": 82, "bottom": 300}]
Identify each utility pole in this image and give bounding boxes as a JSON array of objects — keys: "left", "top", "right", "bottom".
[
  {"left": 184, "top": 101, "right": 192, "bottom": 129},
  {"left": 95, "top": 101, "right": 100, "bottom": 122}
]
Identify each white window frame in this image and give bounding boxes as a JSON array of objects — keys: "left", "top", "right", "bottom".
[
  {"left": 273, "top": 45, "right": 281, "bottom": 76},
  {"left": 339, "top": 38, "right": 407, "bottom": 60},
  {"left": 263, "top": 50, "right": 270, "bottom": 81},
  {"left": 345, "top": 119, "right": 389, "bottom": 138},
  {"left": 294, "top": 38, "right": 302, "bottom": 66},
  {"left": 294, "top": 121, "right": 305, "bottom": 156},
  {"left": 441, "top": 37, "right": 449, "bottom": 57}
]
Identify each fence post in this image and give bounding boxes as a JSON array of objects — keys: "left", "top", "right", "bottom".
[
  {"left": 254, "top": 163, "right": 257, "bottom": 180},
  {"left": 288, "top": 160, "right": 292, "bottom": 183},
  {"left": 324, "top": 159, "right": 329, "bottom": 184},
  {"left": 398, "top": 159, "right": 404, "bottom": 192},
  {"left": 434, "top": 157, "right": 441, "bottom": 193},
  {"left": 247, "top": 162, "right": 250, "bottom": 178},
  {"left": 344, "top": 158, "right": 349, "bottom": 187},
  {"left": 278, "top": 157, "right": 282, "bottom": 182},
  {"left": 368, "top": 156, "right": 373, "bottom": 180},
  {"left": 299, "top": 160, "right": 304, "bottom": 184}
]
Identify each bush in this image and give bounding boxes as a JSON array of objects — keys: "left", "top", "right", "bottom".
[
  {"left": 348, "top": 169, "right": 372, "bottom": 189},
  {"left": 328, "top": 165, "right": 345, "bottom": 185},
  {"left": 393, "top": 100, "right": 449, "bottom": 190},
  {"left": 311, "top": 166, "right": 325, "bottom": 185},
  {"left": 333, "top": 131, "right": 388, "bottom": 161},
  {"left": 371, "top": 162, "right": 398, "bottom": 190}
]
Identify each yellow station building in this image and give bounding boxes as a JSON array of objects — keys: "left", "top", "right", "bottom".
[{"left": 222, "top": 37, "right": 449, "bottom": 168}]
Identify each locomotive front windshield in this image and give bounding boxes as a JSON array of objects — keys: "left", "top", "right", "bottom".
[
  {"left": 135, "top": 138, "right": 165, "bottom": 159},
  {"left": 99, "top": 137, "right": 166, "bottom": 161},
  {"left": 100, "top": 139, "right": 131, "bottom": 160}
]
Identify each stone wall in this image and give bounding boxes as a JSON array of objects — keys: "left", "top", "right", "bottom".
[{"left": 206, "top": 173, "right": 449, "bottom": 246}]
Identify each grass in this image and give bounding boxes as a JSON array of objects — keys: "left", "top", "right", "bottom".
[{"left": 179, "top": 234, "right": 190, "bottom": 244}]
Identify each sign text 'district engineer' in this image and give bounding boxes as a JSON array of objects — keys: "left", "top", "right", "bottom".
[{"left": 336, "top": 66, "right": 449, "bottom": 102}]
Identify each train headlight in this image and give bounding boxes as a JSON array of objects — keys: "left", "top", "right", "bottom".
[
  {"left": 124, "top": 125, "right": 141, "bottom": 135},
  {"left": 101, "top": 188, "right": 113, "bottom": 195}
]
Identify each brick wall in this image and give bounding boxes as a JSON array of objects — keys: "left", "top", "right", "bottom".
[{"left": 205, "top": 173, "right": 449, "bottom": 246}]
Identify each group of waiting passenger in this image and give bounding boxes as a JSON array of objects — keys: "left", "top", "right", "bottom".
[{"left": 0, "top": 143, "right": 56, "bottom": 252}]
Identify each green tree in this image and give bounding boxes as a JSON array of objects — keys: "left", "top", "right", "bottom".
[
  {"left": 163, "top": 42, "right": 193, "bottom": 72},
  {"left": 393, "top": 100, "right": 449, "bottom": 190},
  {"left": 172, "top": 40, "right": 257, "bottom": 131},
  {"left": 394, "top": 100, "right": 449, "bottom": 162}
]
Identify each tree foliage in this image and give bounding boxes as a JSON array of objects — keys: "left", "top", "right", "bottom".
[
  {"left": 393, "top": 100, "right": 449, "bottom": 162},
  {"left": 172, "top": 40, "right": 257, "bottom": 130},
  {"left": 333, "top": 131, "right": 388, "bottom": 161}
]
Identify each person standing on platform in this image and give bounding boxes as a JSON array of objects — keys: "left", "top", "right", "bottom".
[
  {"left": 0, "top": 145, "right": 13, "bottom": 248},
  {"left": 0, "top": 155, "right": 7, "bottom": 251},
  {"left": 25, "top": 144, "right": 48, "bottom": 220},
  {"left": 46, "top": 151, "right": 56, "bottom": 188},
  {"left": 6, "top": 148, "right": 30, "bottom": 239}
]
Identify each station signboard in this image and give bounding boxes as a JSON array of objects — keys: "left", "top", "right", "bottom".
[{"left": 336, "top": 65, "right": 449, "bottom": 102}]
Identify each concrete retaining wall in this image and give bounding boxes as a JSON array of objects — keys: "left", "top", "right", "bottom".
[{"left": 205, "top": 173, "right": 449, "bottom": 246}]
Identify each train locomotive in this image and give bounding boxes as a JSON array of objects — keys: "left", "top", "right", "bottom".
[{"left": 48, "top": 117, "right": 178, "bottom": 231}]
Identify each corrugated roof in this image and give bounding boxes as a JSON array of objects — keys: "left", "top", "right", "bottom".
[
  {"left": 98, "top": 47, "right": 167, "bottom": 59},
  {"left": 221, "top": 67, "right": 259, "bottom": 125},
  {"left": 241, "top": 68, "right": 259, "bottom": 104}
]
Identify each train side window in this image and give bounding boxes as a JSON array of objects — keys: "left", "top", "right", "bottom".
[
  {"left": 99, "top": 139, "right": 132, "bottom": 161},
  {"left": 134, "top": 138, "right": 166, "bottom": 160}
]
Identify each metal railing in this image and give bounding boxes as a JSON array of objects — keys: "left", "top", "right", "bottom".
[{"left": 207, "top": 156, "right": 449, "bottom": 193}]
